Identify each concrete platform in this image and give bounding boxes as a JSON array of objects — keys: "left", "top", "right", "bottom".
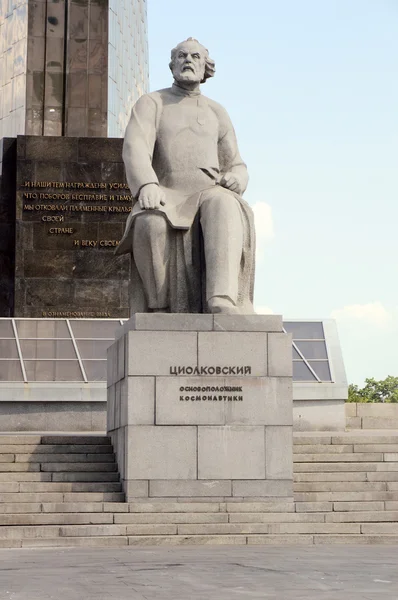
[{"left": 0, "top": 546, "right": 397, "bottom": 599}]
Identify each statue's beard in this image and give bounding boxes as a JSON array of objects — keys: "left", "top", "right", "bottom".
[{"left": 174, "top": 70, "right": 203, "bottom": 84}]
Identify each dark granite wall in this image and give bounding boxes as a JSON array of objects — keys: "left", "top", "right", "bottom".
[
  {"left": 11, "top": 135, "right": 130, "bottom": 318},
  {"left": 26, "top": 0, "right": 108, "bottom": 137},
  {"left": 0, "top": 138, "right": 17, "bottom": 317}
]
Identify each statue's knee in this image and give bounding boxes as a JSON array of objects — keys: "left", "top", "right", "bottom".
[
  {"left": 201, "top": 189, "right": 238, "bottom": 216},
  {"left": 134, "top": 213, "right": 168, "bottom": 239}
]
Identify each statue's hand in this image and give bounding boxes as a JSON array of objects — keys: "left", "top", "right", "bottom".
[
  {"left": 138, "top": 184, "right": 166, "bottom": 210},
  {"left": 220, "top": 172, "right": 242, "bottom": 195}
]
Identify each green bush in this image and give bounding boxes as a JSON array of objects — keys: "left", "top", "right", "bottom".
[{"left": 347, "top": 377, "right": 398, "bottom": 403}]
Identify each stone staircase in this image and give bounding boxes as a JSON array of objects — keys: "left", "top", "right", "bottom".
[{"left": 0, "top": 432, "right": 398, "bottom": 547}]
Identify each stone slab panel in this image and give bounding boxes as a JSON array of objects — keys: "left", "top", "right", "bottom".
[
  {"left": 127, "top": 535, "right": 247, "bottom": 546},
  {"left": 357, "top": 404, "right": 398, "bottom": 418},
  {"left": 198, "top": 332, "right": 267, "bottom": 377},
  {"left": 115, "top": 512, "right": 229, "bottom": 524},
  {"left": 126, "top": 426, "right": 197, "bottom": 480},
  {"left": 232, "top": 480, "right": 292, "bottom": 497},
  {"left": 21, "top": 537, "right": 128, "bottom": 548},
  {"left": 268, "top": 333, "right": 293, "bottom": 377},
  {"left": 122, "top": 313, "right": 213, "bottom": 332},
  {"left": 230, "top": 512, "right": 324, "bottom": 523},
  {"left": 213, "top": 314, "right": 283, "bottom": 332},
  {"left": 362, "top": 417, "right": 398, "bottom": 429},
  {"left": 198, "top": 426, "right": 265, "bottom": 479},
  {"left": 332, "top": 501, "right": 385, "bottom": 512},
  {"left": 226, "top": 501, "right": 295, "bottom": 513},
  {"left": 266, "top": 426, "right": 293, "bottom": 479},
  {"left": 149, "top": 480, "right": 232, "bottom": 497},
  {"left": 295, "top": 502, "right": 332, "bottom": 512},
  {"left": 127, "top": 331, "right": 197, "bottom": 376},
  {"left": 345, "top": 404, "right": 357, "bottom": 417},
  {"left": 127, "top": 502, "right": 220, "bottom": 513},
  {"left": 247, "top": 535, "right": 314, "bottom": 545},
  {"left": 123, "top": 480, "right": 148, "bottom": 498},
  {"left": 122, "top": 377, "right": 154, "bottom": 425},
  {"left": 155, "top": 376, "right": 291, "bottom": 426},
  {"left": 346, "top": 417, "right": 362, "bottom": 429}
]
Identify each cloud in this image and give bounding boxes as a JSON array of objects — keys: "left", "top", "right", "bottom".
[
  {"left": 255, "top": 305, "right": 274, "bottom": 315},
  {"left": 252, "top": 201, "right": 274, "bottom": 262},
  {"left": 330, "top": 302, "right": 393, "bottom": 328}
]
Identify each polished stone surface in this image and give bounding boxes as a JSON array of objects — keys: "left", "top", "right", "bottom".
[
  {"left": 11, "top": 135, "right": 130, "bottom": 317},
  {"left": 0, "top": 546, "right": 397, "bottom": 599}
]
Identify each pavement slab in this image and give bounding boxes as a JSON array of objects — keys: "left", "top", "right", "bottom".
[{"left": 0, "top": 545, "right": 397, "bottom": 599}]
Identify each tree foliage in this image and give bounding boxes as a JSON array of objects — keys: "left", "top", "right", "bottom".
[{"left": 347, "top": 376, "right": 398, "bottom": 403}]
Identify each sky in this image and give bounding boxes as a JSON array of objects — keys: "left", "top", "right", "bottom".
[{"left": 146, "top": 0, "right": 398, "bottom": 386}]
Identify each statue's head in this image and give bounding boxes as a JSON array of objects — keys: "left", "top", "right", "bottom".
[{"left": 169, "top": 38, "right": 215, "bottom": 84}]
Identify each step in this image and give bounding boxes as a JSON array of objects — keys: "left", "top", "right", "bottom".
[
  {"left": 294, "top": 482, "right": 387, "bottom": 493},
  {"left": 0, "top": 492, "right": 124, "bottom": 503},
  {"left": 40, "top": 463, "right": 118, "bottom": 472},
  {"left": 0, "top": 435, "right": 110, "bottom": 445},
  {"left": 114, "top": 512, "right": 230, "bottom": 524},
  {"left": 332, "top": 501, "right": 386, "bottom": 512},
  {"left": 40, "top": 436, "right": 111, "bottom": 445},
  {"left": 294, "top": 453, "right": 384, "bottom": 462},
  {"left": 51, "top": 472, "right": 120, "bottom": 482},
  {"left": 13, "top": 453, "right": 116, "bottom": 463},
  {"left": 293, "top": 445, "right": 354, "bottom": 454},
  {"left": 294, "top": 491, "right": 396, "bottom": 502},
  {"left": 3, "top": 533, "right": 397, "bottom": 548},
  {"left": 312, "top": 535, "right": 398, "bottom": 545},
  {"left": 293, "top": 433, "right": 398, "bottom": 445},
  {"left": 0, "top": 472, "right": 52, "bottom": 482},
  {"left": 0, "top": 445, "right": 113, "bottom": 454},
  {"left": 294, "top": 472, "right": 368, "bottom": 482},
  {"left": 0, "top": 513, "right": 115, "bottom": 525},
  {"left": 325, "top": 511, "right": 398, "bottom": 523},
  {"left": 294, "top": 462, "right": 398, "bottom": 472},
  {"left": 41, "top": 502, "right": 126, "bottom": 513},
  {"left": 14, "top": 482, "right": 122, "bottom": 493}
]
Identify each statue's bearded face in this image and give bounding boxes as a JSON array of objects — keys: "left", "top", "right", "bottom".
[{"left": 171, "top": 41, "right": 206, "bottom": 84}]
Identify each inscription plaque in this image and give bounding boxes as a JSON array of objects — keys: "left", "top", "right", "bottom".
[{"left": 5, "top": 136, "right": 131, "bottom": 317}]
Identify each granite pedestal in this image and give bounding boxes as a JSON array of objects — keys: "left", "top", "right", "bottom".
[{"left": 107, "top": 314, "right": 293, "bottom": 502}]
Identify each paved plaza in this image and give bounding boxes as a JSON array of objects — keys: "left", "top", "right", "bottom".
[{"left": 0, "top": 545, "right": 397, "bottom": 599}]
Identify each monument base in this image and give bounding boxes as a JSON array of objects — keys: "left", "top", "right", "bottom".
[{"left": 107, "top": 314, "right": 293, "bottom": 502}]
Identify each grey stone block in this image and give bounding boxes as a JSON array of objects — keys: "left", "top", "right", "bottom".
[
  {"left": 198, "top": 332, "right": 267, "bottom": 377},
  {"left": 114, "top": 382, "right": 121, "bottom": 429},
  {"left": 346, "top": 417, "right": 362, "bottom": 429},
  {"left": 115, "top": 512, "right": 229, "bottom": 524},
  {"left": 127, "top": 502, "right": 220, "bottom": 513},
  {"left": 213, "top": 314, "right": 283, "bottom": 332},
  {"left": 123, "top": 377, "right": 155, "bottom": 425},
  {"left": 149, "top": 480, "right": 232, "bottom": 497},
  {"left": 155, "top": 377, "right": 228, "bottom": 425},
  {"left": 123, "top": 480, "right": 149, "bottom": 498},
  {"left": 127, "top": 331, "right": 198, "bottom": 376},
  {"left": 345, "top": 403, "right": 357, "bottom": 417},
  {"left": 126, "top": 426, "right": 197, "bottom": 480},
  {"left": 268, "top": 333, "right": 293, "bottom": 377},
  {"left": 122, "top": 313, "right": 213, "bottom": 332},
  {"left": 266, "top": 426, "right": 293, "bottom": 479},
  {"left": 117, "top": 336, "right": 125, "bottom": 382},
  {"left": 262, "top": 378, "right": 292, "bottom": 425},
  {"left": 198, "top": 426, "right": 265, "bottom": 479},
  {"left": 155, "top": 376, "right": 292, "bottom": 426},
  {"left": 232, "top": 480, "right": 292, "bottom": 497}
]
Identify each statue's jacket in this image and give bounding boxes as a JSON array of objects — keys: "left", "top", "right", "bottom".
[{"left": 117, "top": 83, "right": 255, "bottom": 313}]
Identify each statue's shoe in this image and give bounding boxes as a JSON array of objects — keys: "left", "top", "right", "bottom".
[{"left": 208, "top": 297, "right": 240, "bottom": 314}]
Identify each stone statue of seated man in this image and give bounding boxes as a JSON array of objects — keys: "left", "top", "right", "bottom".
[{"left": 116, "top": 38, "right": 256, "bottom": 314}]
